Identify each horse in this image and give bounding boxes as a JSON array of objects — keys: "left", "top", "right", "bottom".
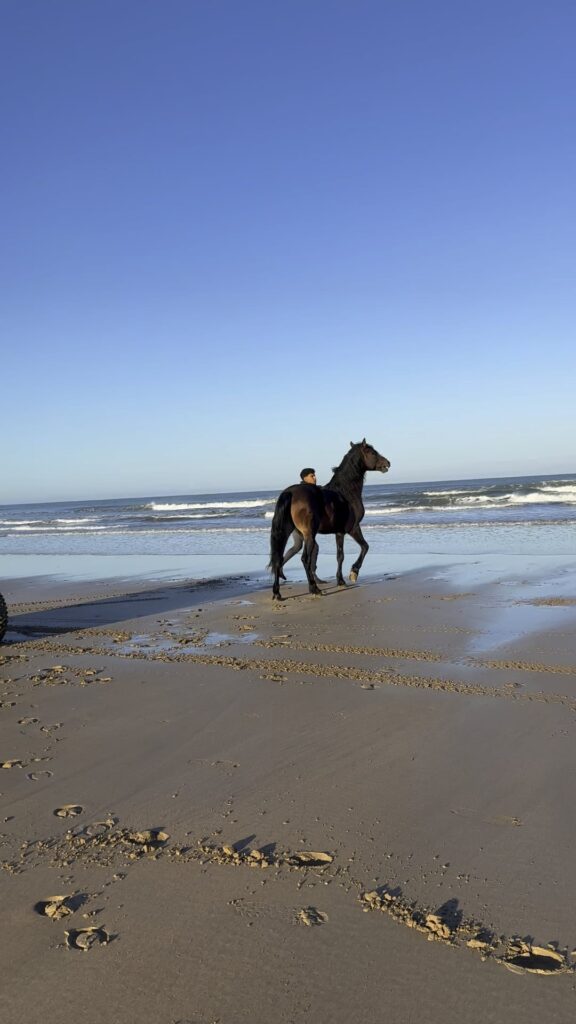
[{"left": 269, "top": 440, "right": 390, "bottom": 600}]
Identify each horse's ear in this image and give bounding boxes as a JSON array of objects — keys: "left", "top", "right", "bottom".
[
  {"left": 350, "top": 441, "right": 354, "bottom": 447},
  {"left": 362, "top": 437, "right": 366, "bottom": 445}
]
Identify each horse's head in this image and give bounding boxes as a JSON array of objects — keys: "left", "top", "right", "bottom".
[{"left": 352, "top": 439, "right": 391, "bottom": 474}]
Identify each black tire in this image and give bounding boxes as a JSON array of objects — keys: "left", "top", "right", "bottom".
[{"left": 0, "top": 593, "right": 7, "bottom": 643}]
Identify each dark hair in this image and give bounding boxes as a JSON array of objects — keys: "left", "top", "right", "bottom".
[{"left": 300, "top": 467, "right": 316, "bottom": 479}]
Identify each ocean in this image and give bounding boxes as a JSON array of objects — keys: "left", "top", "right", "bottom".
[{"left": 1, "top": 473, "right": 575, "bottom": 584}]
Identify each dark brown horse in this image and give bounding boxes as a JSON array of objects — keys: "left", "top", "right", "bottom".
[{"left": 269, "top": 440, "right": 390, "bottom": 600}]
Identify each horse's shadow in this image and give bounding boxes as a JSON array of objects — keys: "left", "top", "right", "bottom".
[
  {"left": 274, "top": 583, "right": 355, "bottom": 603},
  {"left": 276, "top": 574, "right": 397, "bottom": 603},
  {"left": 2, "top": 575, "right": 261, "bottom": 645},
  {"left": 2, "top": 571, "right": 400, "bottom": 643}
]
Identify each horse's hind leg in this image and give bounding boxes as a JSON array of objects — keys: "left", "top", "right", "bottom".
[
  {"left": 310, "top": 545, "right": 327, "bottom": 584},
  {"left": 301, "top": 534, "right": 322, "bottom": 595},
  {"left": 335, "top": 532, "right": 346, "bottom": 586},
  {"left": 274, "top": 523, "right": 294, "bottom": 597},
  {"left": 349, "top": 525, "right": 369, "bottom": 583},
  {"left": 284, "top": 531, "right": 326, "bottom": 584},
  {"left": 270, "top": 498, "right": 296, "bottom": 600},
  {"left": 281, "top": 530, "right": 303, "bottom": 580}
]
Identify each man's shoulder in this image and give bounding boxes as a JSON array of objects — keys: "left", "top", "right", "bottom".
[{"left": 282, "top": 481, "right": 321, "bottom": 494}]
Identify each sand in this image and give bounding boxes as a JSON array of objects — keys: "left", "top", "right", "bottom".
[{"left": 2, "top": 564, "right": 576, "bottom": 1023}]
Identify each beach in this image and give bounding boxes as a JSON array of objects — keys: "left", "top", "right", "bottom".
[
  {"left": 6, "top": 0, "right": 576, "bottom": 1015},
  {"left": 2, "top": 556, "right": 576, "bottom": 1024}
]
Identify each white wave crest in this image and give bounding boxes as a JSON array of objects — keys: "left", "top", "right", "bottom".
[
  {"left": 12, "top": 525, "right": 111, "bottom": 532},
  {"left": 151, "top": 512, "right": 225, "bottom": 519},
  {"left": 149, "top": 500, "right": 271, "bottom": 511},
  {"left": 508, "top": 490, "right": 576, "bottom": 505},
  {"left": 540, "top": 484, "right": 576, "bottom": 495},
  {"left": 423, "top": 489, "right": 470, "bottom": 497},
  {"left": 1, "top": 519, "right": 47, "bottom": 526},
  {"left": 54, "top": 517, "right": 99, "bottom": 523},
  {"left": 453, "top": 495, "right": 510, "bottom": 506},
  {"left": 364, "top": 506, "right": 409, "bottom": 515}
]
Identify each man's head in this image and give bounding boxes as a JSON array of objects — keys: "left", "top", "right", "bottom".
[{"left": 300, "top": 468, "right": 317, "bottom": 484}]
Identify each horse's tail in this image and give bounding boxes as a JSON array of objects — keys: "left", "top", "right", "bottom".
[{"left": 268, "top": 490, "right": 294, "bottom": 574}]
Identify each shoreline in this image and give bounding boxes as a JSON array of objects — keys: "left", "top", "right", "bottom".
[
  {"left": 3, "top": 544, "right": 576, "bottom": 583},
  {"left": 2, "top": 563, "right": 576, "bottom": 1022}
]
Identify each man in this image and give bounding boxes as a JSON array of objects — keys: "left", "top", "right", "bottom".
[
  {"left": 279, "top": 467, "right": 326, "bottom": 582},
  {"left": 300, "top": 467, "right": 317, "bottom": 485}
]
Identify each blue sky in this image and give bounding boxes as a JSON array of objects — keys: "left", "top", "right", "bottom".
[{"left": 2, "top": 0, "right": 575, "bottom": 502}]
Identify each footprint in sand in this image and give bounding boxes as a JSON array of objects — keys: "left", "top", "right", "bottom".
[
  {"left": 228, "top": 897, "right": 269, "bottom": 922},
  {"left": 296, "top": 906, "right": 328, "bottom": 927},
  {"left": 500, "top": 943, "right": 570, "bottom": 975},
  {"left": 361, "top": 890, "right": 572, "bottom": 975},
  {"left": 1, "top": 759, "right": 24, "bottom": 769},
  {"left": 65, "top": 926, "right": 112, "bottom": 951},
  {"left": 54, "top": 804, "right": 83, "bottom": 818},
  {"left": 73, "top": 817, "right": 118, "bottom": 837},
  {"left": 35, "top": 893, "right": 87, "bottom": 920},
  {"left": 26, "top": 770, "right": 53, "bottom": 782},
  {"left": 286, "top": 851, "right": 334, "bottom": 867}
]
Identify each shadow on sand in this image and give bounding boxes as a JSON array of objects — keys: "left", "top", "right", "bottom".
[{"left": 2, "top": 575, "right": 262, "bottom": 645}]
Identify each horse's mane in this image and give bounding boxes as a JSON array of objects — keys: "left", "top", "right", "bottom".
[{"left": 327, "top": 443, "right": 367, "bottom": 493}]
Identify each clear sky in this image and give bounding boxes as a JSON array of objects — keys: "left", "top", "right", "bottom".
[{"left": 2, "top": 0, "right": 575, "bottom": 503}]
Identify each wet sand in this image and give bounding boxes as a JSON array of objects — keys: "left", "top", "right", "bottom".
[{"left": 2, "top": 564, "right": 576, "bottom": 1023}]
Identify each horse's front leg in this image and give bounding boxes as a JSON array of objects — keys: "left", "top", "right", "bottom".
[
  {"left": 335, "top": 532, "right": 346, "bottom": 586},
  {"left": 348, "top": 525, "right": 369, "bottom": 583}
]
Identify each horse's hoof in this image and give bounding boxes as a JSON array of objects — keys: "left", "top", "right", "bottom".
[
  {"left": 310, "top": 586, "right": 323, "bottom": 596},
  {"left": 314, "top": 577, "right": 327, "bottom": 585},
  {"left": 279, "top": 571, "right": 287, "bottom": 581},
  {"left": 349, "top": 571, "right": 358, "bottom": 583},
  {"left": 272, "top": 593, "right": 283, "bottom": 601},
  {"left": 337, "top": 578, "right": 347, "bottom": 587}
]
